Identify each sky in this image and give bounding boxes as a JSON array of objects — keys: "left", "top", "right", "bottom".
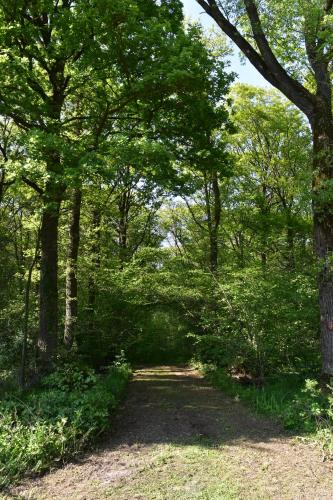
[{"left": 181, "top": 0, "right": 268, "bottom": 87}]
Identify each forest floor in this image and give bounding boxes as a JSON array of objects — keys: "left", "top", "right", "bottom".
[{"left": 8, "top": 366, "right": 333, "bottom": 499}]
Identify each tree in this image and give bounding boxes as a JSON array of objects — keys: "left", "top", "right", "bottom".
[
  {"left": 195, "top": 0, "right": 333, "bottom": 377},
  {"left": 229, "top": 84, "right": 312, "bottom": 270}
]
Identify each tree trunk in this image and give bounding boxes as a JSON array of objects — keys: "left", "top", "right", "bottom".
[
  {"left": 64, "top": 188, "right": 82, "bottom": 348},
  {"left": 19, "top": 232, "right": 40, "bottom": 389},
  {"left": 312, "top": 108, "right": 333, "bottom": 378},
  {"left": 38, "top": 197, "right": 61, "bottom": 372},
  {"left": 87, "top": 208, "right": 101, "bottom": 326},
  {"left": 0, "top": 168, "right": 5, "bottom": 204},
  {"left": 118, "top": 191, "right": 129, "bottom": 265},
  {"left": 286, "top": 223, "right": 295, "bottom": 270},
  {"left": 210, "top": 171, "right": 221, "bottom": 273},
  {"left": 204, "top": 171, "right": 221, "bottom": 273}
]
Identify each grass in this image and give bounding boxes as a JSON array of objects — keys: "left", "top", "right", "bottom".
[
  {"left": 0, "top": 362, "right": 131, "bottom": 488},
  {"left": 107, "top": 441, "right": 240, "bottom": 500},
  {"left": 6, "top": 364, "right": 333, "bottom": 499},
  {"left": 200, "top": 364, "right": 333, "bottom": 457},
  {"left": 203, "top": 366, "right": 305, "bottom": 427}
]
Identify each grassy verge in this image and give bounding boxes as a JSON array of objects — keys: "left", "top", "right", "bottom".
[
  {"left": 199, "top": 364, "right": 333, "bottom": 456},
  {"left": 108, "top": 441, "right": 240, "bottom": 500},
  {"left": 0, "top": 362, "right": 131, "bottom": 488}
]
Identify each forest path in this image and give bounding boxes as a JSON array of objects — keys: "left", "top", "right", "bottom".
[{"left": 11, "top": 366, "right": 333, "bottom": 499}]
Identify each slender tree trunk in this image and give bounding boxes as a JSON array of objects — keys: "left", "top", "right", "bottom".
[
  {"left": 0, "top": 168, "right": 5, "bottom": 204},
  {"left": 312, "top": 108, "right": 333, "bottom": 378},
  {"left": 261, "top": 252, "right": 267, "bottom": 269},
  {"left": 210, "top": 171, "right": 221, "bottom": 273},
  {"left": 64, "top": 188, "right": 82, "bottom": 348},
  {"left": 286, "top": 223, "right": 295, "bottom": 270},
  {"left": 260, "top": 184, "right": 269, "bottom": 270},
  {"left": 204, "top": 171, "right": 221, "bottom": 273},
  {"left": 118, "top": 191, "right": 129, "bottom": 265},
  {"left": 19, "top": 232, "right": 40, "bottom": 389},
  {"left": 87, "top": 208, "right": 101, "bottom": 327}
]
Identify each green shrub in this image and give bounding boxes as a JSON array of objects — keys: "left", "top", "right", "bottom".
[
  {"left": 0, "top": 363, "right": 131, "bottom": 487},
  {"left": 202, "top": 365, "right": 333, "bottom": 442},
  {"left": 194, "top": 268, "right": 319, "bottom": 377}
]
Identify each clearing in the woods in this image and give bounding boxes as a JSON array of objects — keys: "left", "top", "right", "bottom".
[{"left": 10, "top": 367, "right": 333, "bottom": 499}]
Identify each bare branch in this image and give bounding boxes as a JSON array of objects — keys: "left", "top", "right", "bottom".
[{"left": 196, "top": 0, "right": 316, "bottom": 119}]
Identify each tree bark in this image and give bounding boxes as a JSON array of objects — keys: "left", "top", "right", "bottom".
[
  {"left": 19, "top": 231, "right": 40, "bottom": 389},
  {"left": 87, "top": 208, "right": 101, "bottom": 327},
  {"left": 210, "top": 171, "right": 221, "bottom": 273},
  {"left": 312, "top": 108, "right": 333, "bottom": 377},
  {"left": 204, "top": 171, "right": 221, "bottom": 273},
  {"left": 64, "top": 187, "right": 82, "bottom": 348},
  {"left": 118, "top": 190, "right": 129, "bottom": 265},
  {"left": 38, "top": 196, "right": 61, "bottom": 372}
]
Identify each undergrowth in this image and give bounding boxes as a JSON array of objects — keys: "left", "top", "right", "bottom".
[
  {"left": 199, "top": 364, "right": 333, "bottom": 458},
  {"left": 0, "top": 361, "right": 131, "bottom": 488}
]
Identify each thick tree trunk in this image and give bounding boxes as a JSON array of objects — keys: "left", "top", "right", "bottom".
[
  {"left": 38, "top": 198, "right": 61, "bottom": 372},
  {"left": 64, "top": 188, "right": 82, "bottom": 348},
  {"left": 312, "top": 109, "right": 333, "bottom": 377}
]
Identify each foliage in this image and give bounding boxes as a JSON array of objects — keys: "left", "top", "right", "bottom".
[
  {"left": 202, "top": 364, "right": 333, "bottom": 457},
  {"left": 0, "top": 363, "right": 131, "bottom": 487},
  {"left": 0, "top": 0, "right": 331, "bottom": 485},
  {"left": 191, "top": 267, "right": 319, "bottom": 376}
]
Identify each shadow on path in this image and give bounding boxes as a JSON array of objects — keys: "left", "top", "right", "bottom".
[{"left": 108, "top": 366, "right": 284, "bottom": 449}]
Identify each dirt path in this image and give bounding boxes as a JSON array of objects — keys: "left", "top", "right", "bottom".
[{"left": 9, "top": 366, "right": 333, "bottom": 499}]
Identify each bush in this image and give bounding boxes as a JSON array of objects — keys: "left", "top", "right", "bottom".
[
  {"left": 0, "top": 362, "right": 131, "bottom": 488},
  {"left": 202, "top": 364, "right": 333, "bottom": 447},
  {"left": 193, "top": 267, "right": 319, "bottom": 377}
]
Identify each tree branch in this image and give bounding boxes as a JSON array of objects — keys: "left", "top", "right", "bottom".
[
  {"left": 27, "top": 77, "right": 50, "bottom": 103},
  {"left": 183, "top": 197, "right": 208, "bottom": 232},
  {"left": 304, "top": 32, "right": 331, "bottom": 102},
  {"left": 22, "top": 176, "right": 44, "bottom": 195},
  {"left": 196, "top": 0, "right": 316, "bottom": 119}
]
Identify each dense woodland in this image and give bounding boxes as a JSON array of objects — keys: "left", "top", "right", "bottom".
[{"left": 2, "top": 0, "right": 333, "bottom": 489}]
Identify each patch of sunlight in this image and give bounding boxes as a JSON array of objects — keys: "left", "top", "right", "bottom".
[{"left": 107, "top": 443, "right": 239, "bottom": 500}]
